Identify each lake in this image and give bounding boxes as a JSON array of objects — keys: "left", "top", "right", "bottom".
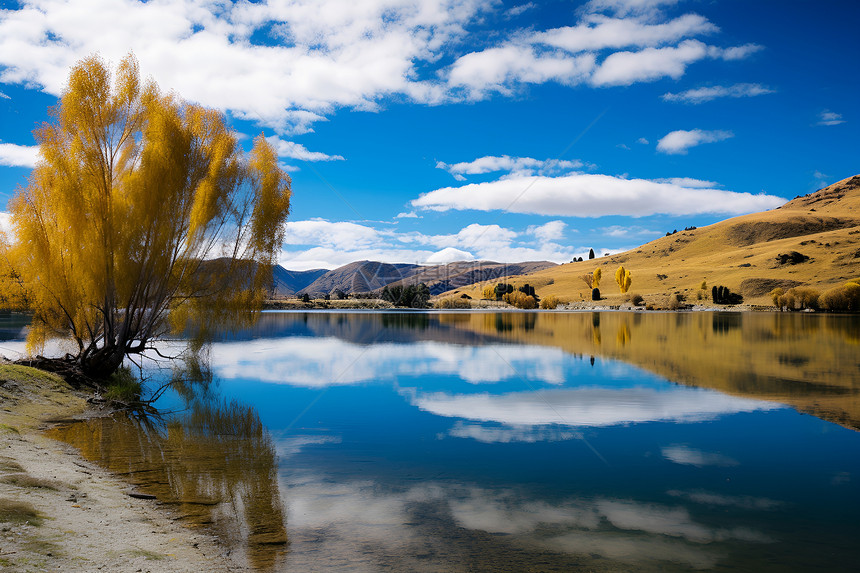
[{"left": 39, "top": 311, "right": 860, "bottom": 571}]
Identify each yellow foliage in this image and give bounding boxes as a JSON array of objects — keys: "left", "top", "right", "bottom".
[
  {"left": 503, "top": 291, "right": 537, "bottom": 309},
  {"left": 593, "top": 268, "right": 602, "bottom": 288},
  {"left": 540, "top": 295, "right": 561, "bottom": 309},
  {"left": 0, "top": 54, "right": 291, "bottom": 377},
  {"left": 481, "top": 285, "right": 496, "bottom": 299},
  {"left": 820, "top": 281, "right": 860, "bottom": 312},
  {"left": 615, "top": 265, "right": 632, "bottom": 293},
  {"left": 772, "top": 287, "right": 820, "bottom": 311}
]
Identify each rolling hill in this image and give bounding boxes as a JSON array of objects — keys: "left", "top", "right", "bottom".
[
  {"left": 383, "top": 260, "right": 558, "bottom": 295},
  {"left": 271, "top": 266, "right": 328, "bottom": 297},
  {"left": 301, "top": 260, "right": 424, "bottom": 295},
  {"left": 444, "top": 175, "right": 860, "bottom": 305}
]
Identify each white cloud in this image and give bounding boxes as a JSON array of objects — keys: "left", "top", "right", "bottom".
[
  {"left": 0, "top": 0, "right": 762, "bottom": 132},
  {"left": 535, "top": 14, "right": 717, "bottom": 53},
  {"left": 412, "top": 172, "right": 784, "bottom": 217},
  {"left": 718, "top": 43, "right": 763, "bottom": 60},
  {"left": 661, "top": 445, "right": 739, "bottom": 467},
  {"left": 528, "top": 220, "right": 566, "bottom": 242},
  {"left": 0, "top": 0, "right": 491, "bottom": 134},
  {"left": 590, "top": 39, "right": 709, "bottom": 86},
  {"left": 425, "top": 247, "right": 475, "bottom": 264},
  {"left": 0, "top": 142, "right": 39, "bottom": 167},
  {"left": 282, "top": 219, "right": 381, "bottom": 248},
  {"left": 636, "top": 137, "right": 649, "bottom": 144},
  {"left": 437, "top": 155, "right": 584, "bottom": 177},
  {"left": 447, "top": 45, "right": 596, "bottom": 98},
  {"left": 817, "top": 110, "right": 844, "bottom": 126},
  {"left": 266, "top": 135, "right": 344, "bottom": 161},
  {"left": 662, "top": 83, "right": 774, "bottom": 104},
  {"left": 584, "top": 0, "right": 682, "bottom": 18},
  {"left": 395, "top": 211, "right": 420, "bottom": 219},
  {"left": 656, "top": 129, "right": 733, "bottom": 154},
  {"left": 0, "top": 91, "right": 9, "bottom": 99}
]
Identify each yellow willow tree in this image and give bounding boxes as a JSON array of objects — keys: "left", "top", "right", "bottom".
[
  {"left": 615, "top": 265, "right": 632, "bottom": 294},
  {"left": 0, "top": 54, "right": 291, "bottom": 378}
]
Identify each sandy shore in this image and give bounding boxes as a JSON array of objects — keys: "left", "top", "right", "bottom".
[{"left": 0, "top": 364, "right": 244, "bottom": 572}]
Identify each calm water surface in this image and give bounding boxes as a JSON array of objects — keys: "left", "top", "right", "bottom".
[{"left": 41, "top": 311, "right": 860, "bottom": 571}]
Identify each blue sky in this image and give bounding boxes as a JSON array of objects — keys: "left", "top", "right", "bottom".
[{"left": 0, "top": 0, "right": 857, "bottom": 270}]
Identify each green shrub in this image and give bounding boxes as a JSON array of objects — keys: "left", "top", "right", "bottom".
[
  {"left": 104, "top": 367, "right": 142, "bottom": 402},
  {"left": 712, "top": 285, "right": 743, "bottom": 305}
]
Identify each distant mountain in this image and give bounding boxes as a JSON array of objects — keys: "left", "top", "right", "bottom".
[
  {"left": 271, "top": 266, "right": 328, "bottom": 297},
  {"left": 385, "top": 260, "right": 558, "bottom": 295},
  {"left": 302, "top": 260, "right": 424, "bottom": 295}
]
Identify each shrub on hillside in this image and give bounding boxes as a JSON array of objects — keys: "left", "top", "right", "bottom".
[
  {"left": 712, "top": 285, "right": 743, "bottom": 305},
  {"left": 504, "top": 291, "right": 537, "bottom": 309},
  {"left": 540, "top": 295, "right": 561, "bottom": 309},
  {"left": 771, "top": 286, "right": 820, "bottom": 311},
  {"left": 820, "top": 280, "right": 860, "bottom": 311},
  {"left": 629, "top": 293, "right": 644, "bottom": 306}
]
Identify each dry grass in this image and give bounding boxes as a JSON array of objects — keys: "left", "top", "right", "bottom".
[
  {"left": 0, "top": 497, "right": 42, "bottom": 526},
  {"left": 0, "top": 473, "right": 63, "bottom": 490},
  {"left": 448, "top": 175, "right": 860, "bottom": 306}
]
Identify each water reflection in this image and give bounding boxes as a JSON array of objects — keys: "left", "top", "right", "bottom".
[
  {"left": 46, "top": 381, "right": 288, "bottom": 571},
  {"left": 25, "top": 311, "right": 860, "bottom": 571}
]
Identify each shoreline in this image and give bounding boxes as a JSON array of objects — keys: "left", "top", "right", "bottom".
[{"left": 0, "top": 365, "right": 244, "bottom": 572}]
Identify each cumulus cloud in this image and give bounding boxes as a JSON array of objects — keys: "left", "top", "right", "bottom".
[
  {"left": 0, "top": 143, "right": 39, "bottom": 167},
  {"left": 447, "top": 45, "right": 595, "bottom": 98},
  {"left": 0, "top": 91, "right": 9, "bottom": 99},
  {"left": 528, "top": 220, "right": 566, "bottom": 242},
  {"left": 584, "top": 0, "right": 682, "bottom": 18},
  {"left": 437, "top": 155, "right": 584, "bottom": 178},
  {"left": 534, "top": 14, "right": 716, "bottom": 53},
  {"left": 662, "top": 83, "right": 774, "bottom": 104},
  {"left": 447, "top": 11, "right": 756, "bottom": 96},
  {"left": 395, "top": 211, "right": 420, "bottom": 219},
  {"left": 817, "top": 110, "right": 844, "bottom": 126},
  {"left": 590, "top": 39, "right": 709, "bottom": 86},
  {"left": 0, "top": 0, "right": 491, "bottom": 133},
  {"left": 0, "top": 0, "right": 762, "bottom": 133},
  {"left": 656, "top": 129, "right": 733, "bottom": 154},
  {"left": 266, "top": 135, "right": 344, "bottom": 162},
  {"left": 412, "top": 172, "right": 783, "bottom": 216}
]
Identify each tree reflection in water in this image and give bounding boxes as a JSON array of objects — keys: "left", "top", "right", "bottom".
[{"left": 45, "top": 360, "right": 288, "bottom": 571}]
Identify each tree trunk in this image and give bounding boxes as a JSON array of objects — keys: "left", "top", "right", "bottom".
[{"left": 81, "top": 345, "right": 127, "bottom": 379}]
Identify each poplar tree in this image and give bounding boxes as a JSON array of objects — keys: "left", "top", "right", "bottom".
[
  {"left": 0, "top": 54, "right": 291, "bottom": 378},
  {"left": 615, "top": 266, "right": 632, "bottom": 293}
]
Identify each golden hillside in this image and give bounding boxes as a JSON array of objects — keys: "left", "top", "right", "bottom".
[{"left": 448, "top": 175, "right": 860, "bottom": 306}]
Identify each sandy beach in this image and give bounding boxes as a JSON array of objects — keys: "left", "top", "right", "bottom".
[{"left": 0, "top": 364, "right": 243, "bottom": 572}]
